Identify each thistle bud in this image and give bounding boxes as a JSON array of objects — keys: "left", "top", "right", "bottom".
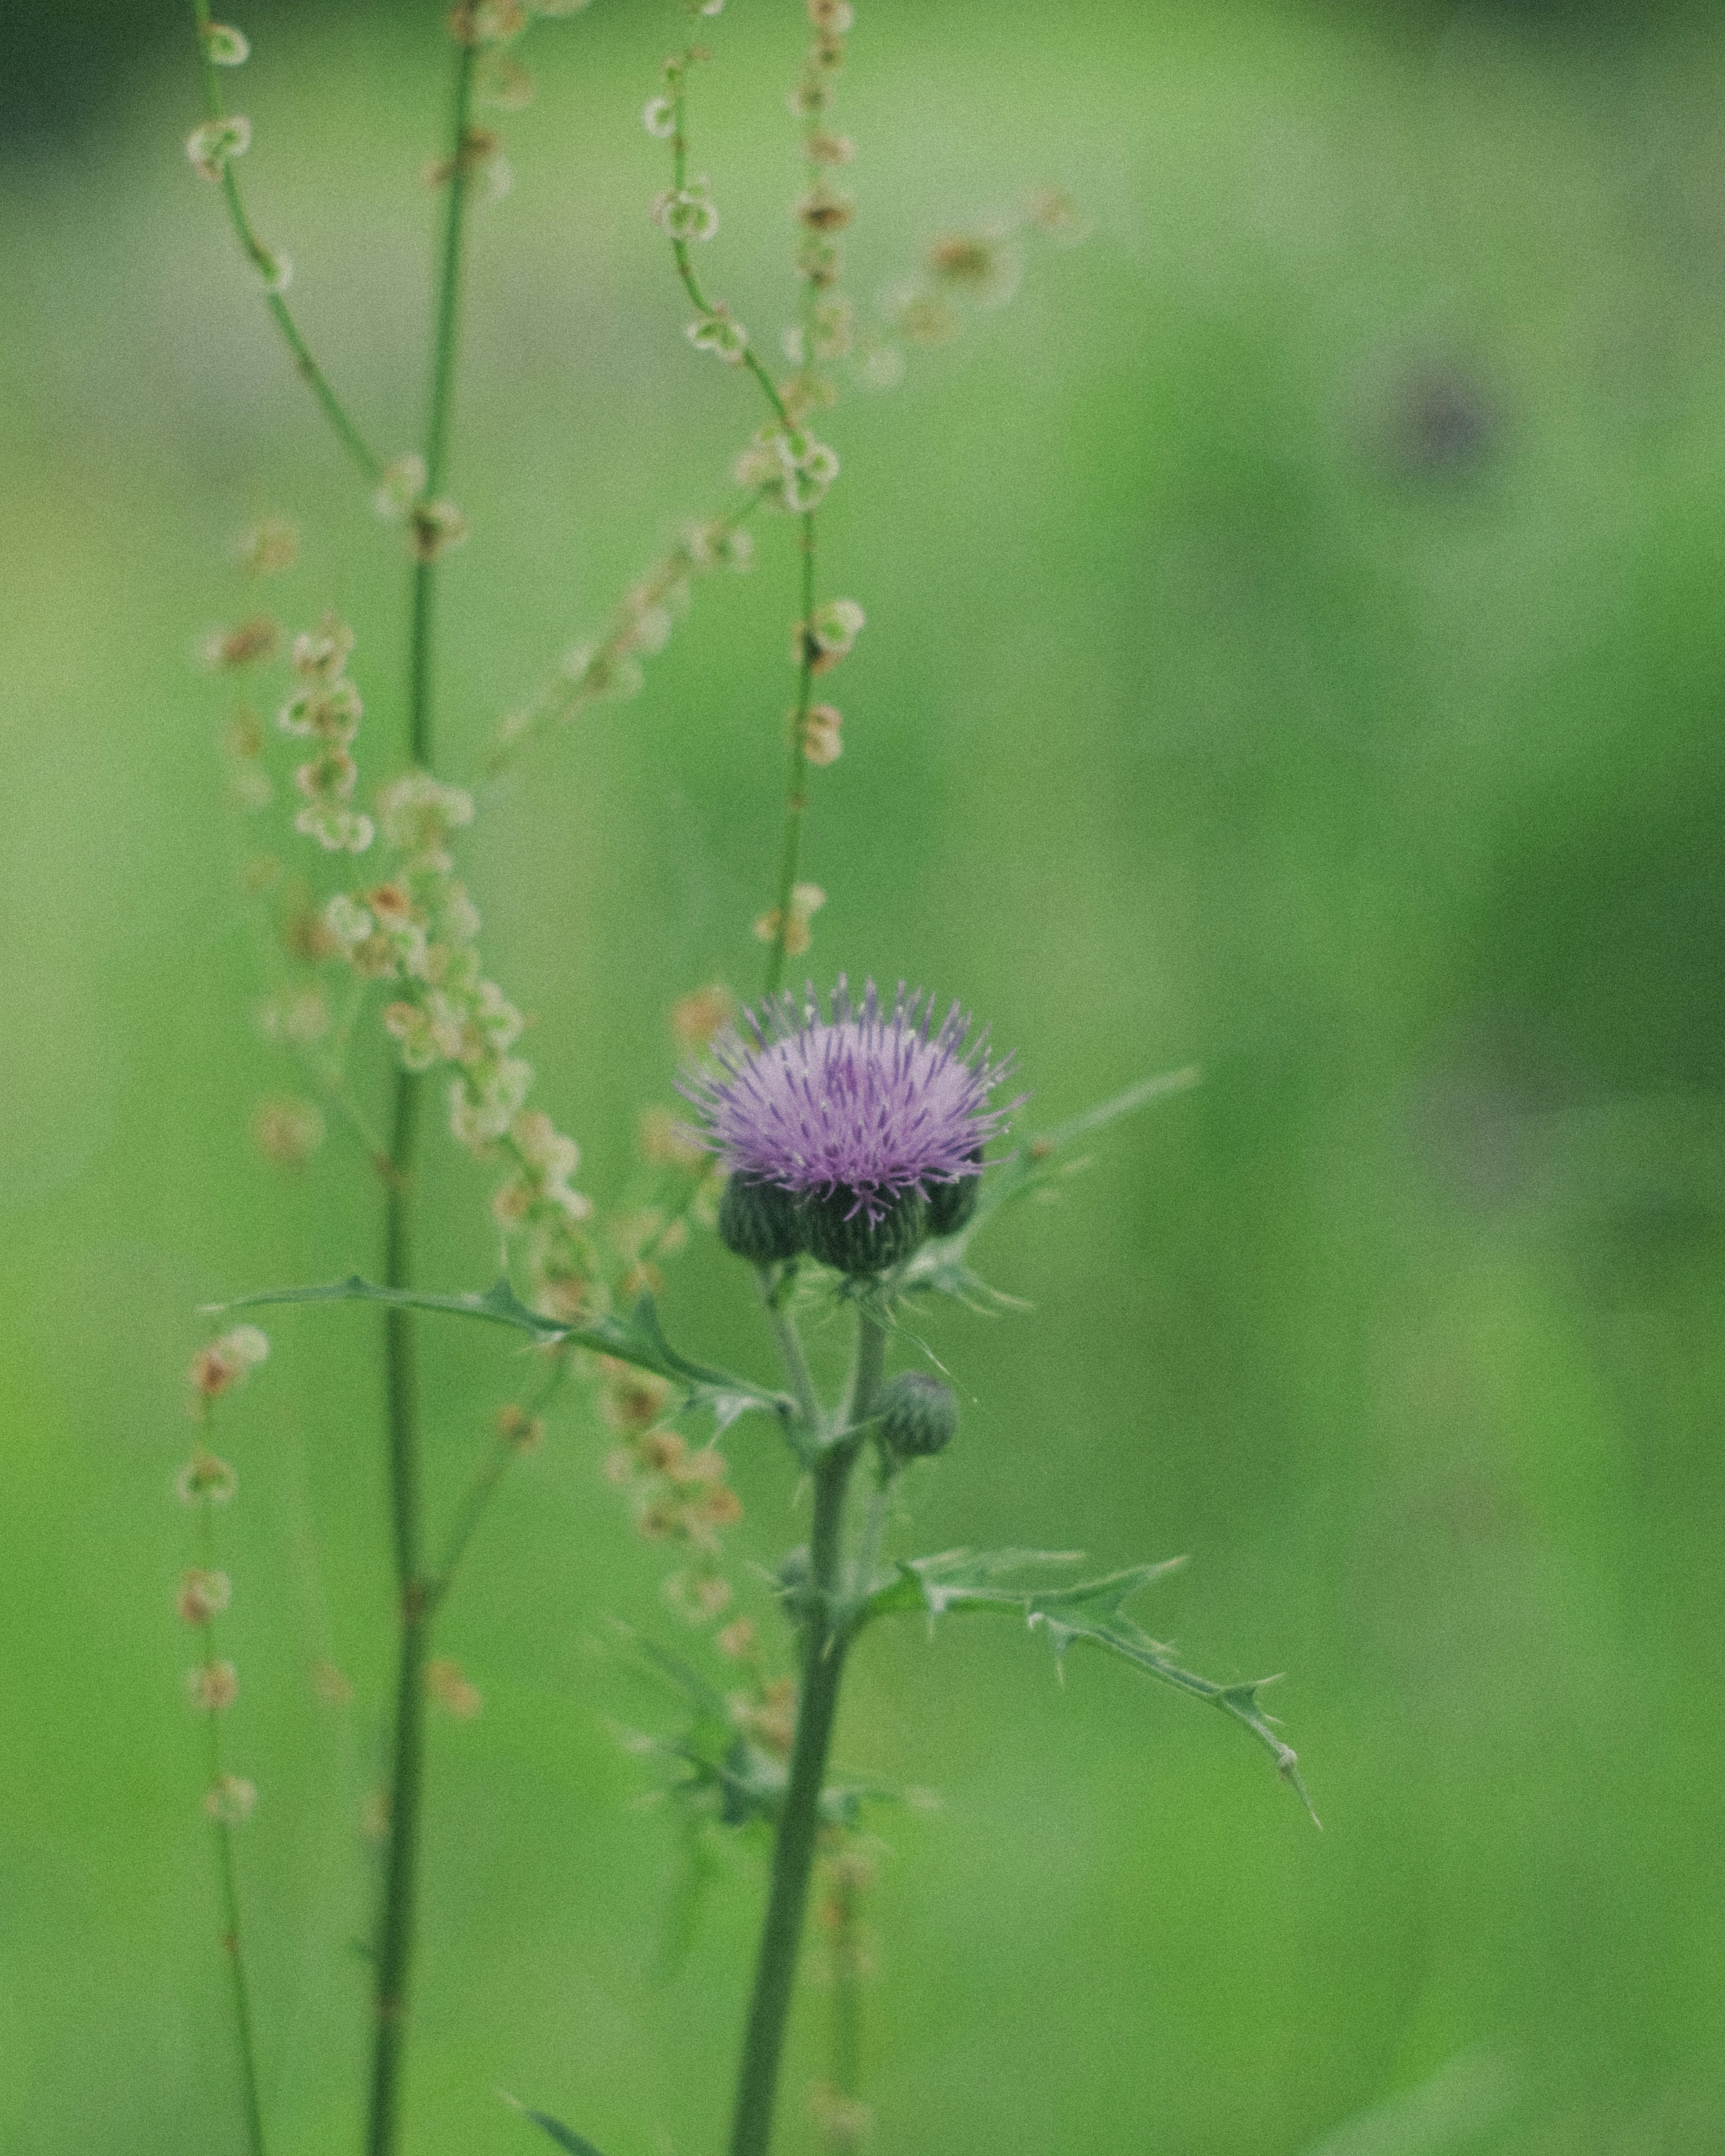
[
  {"left": 718, "top": 1173, "right": 809, "bottom": 1265},
  {"left": 804, "top": 1185, "right": 927, "bottom": 1276},
  {"left": 876, "top": 1369, "right": 959, "bottom": 1458}
]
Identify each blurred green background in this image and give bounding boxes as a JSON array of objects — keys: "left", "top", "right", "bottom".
[{"left": 4, "top": 0, "right": 1725, "bottom": 2150}]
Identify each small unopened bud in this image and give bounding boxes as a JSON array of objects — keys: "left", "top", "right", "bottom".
[
  {"left": 201, "top": 615, "right": 281, "bottom": 672},
  {"left": 237, "top": 516, "right": 299, "bottom": 575},
  {"left": 876, "top": 1369, "right": 959, "bottom": 1458},
  {"left": 177, "top": 1568, "right": 233, "bottom": 1625},
  {"left": 718, "top": 1173, "right": 809, "bottom": 1265},
  {"left": 602, "top": 1371, "right": 674, "bottom": 1433},
  {"left": 177, "top": 1451, "right": 238, "bottom": 1506},
  {"left": 254, "top": 1095, "right": 332, "bottom": 1181},
  {"left": 478, "top": 53, "right": 535, "bottom": 109},
  {"left": 668, "top": 1567, "right": 734, "bottom": 1621},
  {"left": 496, "top": 1402, "right": 544, "bottom": 1450},
  {"left": 642, "top": 94, "right": 677, "bottom": 138},
  {"left": 652, "top": 179, "right": 720, "bottom": 242},
  {"left": 408, "top": 499, "right": 469, "bottom": 563},
  {"left": 426, "top": 1658, "right": 483, "bottom": 1719},
  {"left": 927, "top": 232, "right": 1023, "bottom": 309},
  {"left": 797, "top": 185, "right": 853, "bottom": 234},
  {"left": 686, "top": 519, "right": 753, "bottom": 572},
  {"left": 202, "top": 21, "right": 251, "bottom": 63},
  {"left": 752, "top": 882, "right": 825, "bottom": 957},
  {"left": 805, "top": 1186, "right": 927, "bottom": 1276},
  {"left": 291, "top": 615, "right": 355, "bottom": 682},
  {"left": 687, "top": 312, "right": 749, "bottom": 363},
  {"left": 451, "top": 0, "right": 527, "bottom": 44},
  {"left": 205, "top": 1773, "right": 258, "bottom": 1824},
  {"left": 186, "top": 115, "right": 251, "bottom": 180},
  {"left": 188, "top": 1660, "right": 240, "bottom": 1713},
  {"left": 670, "top": 982, "right": 733, "bottom": 1049},
  {"left": 796, "top": 233, "right": 843, "bottom": 288},
  {"left": 374, "top": 454, "right": 427, "bottom": 522},
  {"left": 312, "top": 1659, "right": 354, "bottom": 1706},
  {"left": 801, "top": 598, "right": 863, "bottom": 671},
  {"left": 801, "top": 702, "right": 843, "bottom": 765},
  {"left": 1026, "top": 188, "right": 1092, "bottom": 246}
]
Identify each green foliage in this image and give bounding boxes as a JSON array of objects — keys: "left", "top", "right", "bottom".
[
  {"left": 218, "top": 1276, "right": 793, "bottom": 1429},
  {"left": 868, "top": 1549, "right": 1318, "bottom": 1821}
]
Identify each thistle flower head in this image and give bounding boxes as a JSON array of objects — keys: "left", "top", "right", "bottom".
[{"left": 681, "top": 978, "right": 1017, "bottom": 1224}]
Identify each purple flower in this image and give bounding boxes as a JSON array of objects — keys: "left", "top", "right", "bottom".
[{"left": 681, "top": 977, "right": 1018, "bottom": 1223}]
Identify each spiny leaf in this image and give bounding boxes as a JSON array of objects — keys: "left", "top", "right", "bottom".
[
  {"left": 899, "top": 1065, "right": 1199, "bottom": 1295},
  {"left": 212, "top": 1278, "right": 790, "bottom": 1426},
  {"left": 217, "top": 1271, "right": 568, "bottom": 1343},
  {"left": 871, "top": 1547, "right": 1317, "bottom": 1822},
  {"left": 499, "top": 2092, "right": 610, "bottom": 2156}
]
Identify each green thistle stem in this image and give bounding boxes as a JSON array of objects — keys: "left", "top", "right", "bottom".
[{"left": 727, "top": 1311, "right": 888, "bottom": 2156}]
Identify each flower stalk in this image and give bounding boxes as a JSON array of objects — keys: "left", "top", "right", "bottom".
[
  {"left": 186, "top": 0, "right": 384, "bottom": 486},
  {"left": 726, "top": 1307, "right": 887, "bottom": 2156},
  {"left": 367, "top": 30, "right": 480, "bottom": 2156}
]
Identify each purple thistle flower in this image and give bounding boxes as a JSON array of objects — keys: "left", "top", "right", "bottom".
[{"left": 681, "top": 977, "right": 1020, "bottom": 1225}]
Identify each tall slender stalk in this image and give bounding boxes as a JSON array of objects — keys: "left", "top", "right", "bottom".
[
  {"left": 366, "top": 32, "right": 479, "bottom": 2156},
  {"left": 728, "top": 1312, "right": 888, "bottom": 2156},
  {"left": 196, "top": 1495, "right": 270, "bottom": 2156},
  {"left": 188, "top": 0, "right": 385, "bottom": 486},
  {"left": 762, "top": 514, "right": 818, "bottom": 999}
]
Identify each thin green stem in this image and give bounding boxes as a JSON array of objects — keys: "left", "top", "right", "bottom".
[
  {"left": 368, "top": 1071, "right": 425, "bottom": 2156},
  {"left": 763, "top": 515, "right": 818, "bottom": 998},
  {"left": 668, "top": 75, "right": 792, "bottom": 432},
  {"left": 366, "top": 36, "right": 479, "bottom": 2146},
  {"left": 755, "top": 1266, "right": 822, "bottom": 1433},
  {"left": 727, "top": 1311, "right": 889, "bottom": 2156},
  {"left": 194, "top": 1497, "right": 270, "bottom": 2156},
  {"left": 845, "top": 1455, "right": 898, "bottom": 1611},
  {"left": 409, "top": 37, "right": 479, "bottom": 767},
  {"left": 659, "top": 55, "right": 826, "bottom": 1000},
  {"left": 188, "top": 1, "right": 385, "bottom": 486},
  {"left": 428, "top": 1352, "right": 571, "bottom": 1601}
]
